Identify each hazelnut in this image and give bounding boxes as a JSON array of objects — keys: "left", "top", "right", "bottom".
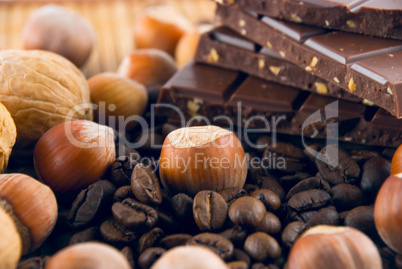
[
  {"left": 0, "top": 173, "right": 58, "bottom": 254},
  {"left": 88, "top": 72, "right": 148, "bottom": 130},
  {"left": 159, "top": 125, "right": 247, "bottom": 196},
  {"left": 374, "top": 173, "right": 402, "bottom": 254},
  {"left": 391, "top": 144, "right": 402, "bottom": 175},
  {"left": 46, "top": 242, "right": 131, "bottom": 269},
  {"left": 34, "top": 120, "right": 116, "bottom": 192},
  {"left": 288, "top": 225, "right": 382, "bottom": 269},
  {"left": 133, "top": 5, "right": 193, "bottom": 56},
  {"left": 0, "top": 50, "right": 93, "bottom": 149},
  {"left": 117, "top": 49, "right": 177, "bottom": 88},
  {"left": 175, "top": 24, "right": 213, "bottom": 68},
  {"left": 0, "top": 102, "right": 16, "bottom": 173},
  {"left": 151, "top": 245, "right": 228, "bottom": 269},
  {"left": 22, "top": 5, "right": 95, "bottom": 67},
  {"left": 0, "top": 207, "right": 21, "bottom": 269}
]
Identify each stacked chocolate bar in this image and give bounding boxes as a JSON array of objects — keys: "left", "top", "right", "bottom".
[{"left": 158, "top": 0, "right": 402, "bottom": 148}]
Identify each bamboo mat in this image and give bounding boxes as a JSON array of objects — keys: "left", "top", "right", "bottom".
[{"left": 0, "top": 0, "right": 216, "bottom": 77}]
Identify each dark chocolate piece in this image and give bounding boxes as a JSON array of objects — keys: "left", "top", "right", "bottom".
[
  {"left": 216, "top": 5, "right": 402, "bottom": 118},
  {"left": 220, "top": 0, "right": 402, "bottom": 40},
  {"left": 195, "top": 26, "right": 361, "bottom": 102},
  {"left": 157, "top": 62, "right": 402, "bottom": 148}
]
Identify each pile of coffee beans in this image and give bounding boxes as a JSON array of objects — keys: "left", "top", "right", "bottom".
[{"left": 14, "top": 126, "right": 399, "bottom": 269}]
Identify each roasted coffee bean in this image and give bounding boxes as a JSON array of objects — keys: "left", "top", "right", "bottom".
[
  {"left": 114, "top": 186, "right": 135, "bottom": 203},
  {"left": 218, "top": 187, "right": 247, "bottom": 204},
  {"left": 266, "top": 142, "right": 305, "bottom": 159},
  {"left": 251, "top": 263, "right": 269, "bottom": 269},
  {"left": 112, "top": 198, "right": 158, "bottom": 230},
  {"left": 187, "top": 233, "right": 234, "bottom": 261},
  {"left": 138, "top": 227, "right": 165, "bottom": 253},
  {"left": 244, "top": 232, "right": 281, "bottom": 261},
  {"left": 230, "top": 249, "right": 251, "bottom": 265},
  {"left": 255, "top": 212, "right": 281, "bottom": 234},
  {"left": 315, "top": 145, "right": 360, "bottom": 185},
  {"left": 282, "top": 221, "right": 306, "bottom": 248},
  {"left": 260, "top": 176, "right": 285, "bottom": 201},
  {"left": 286, "top": 177, "right": 331, "bottom": 201},
  {"left": 121, "top": 246, "right": 136, "bottom": 269},
  {"left": 193, "top": 190, "right": 228, "bottom": 231},
  {"left": 227, "top": 261, "right": 248, "bottom": 269},
  {"left": 68, "top": 180, "right": 116, "bottom": 228},
  {"left": 243, "top": 184, "right": 260, "bottom": 194},
  {"left": 138, "top": 247, "right": 166, "bottom": 269},
  {"left": 220, "top": 226, "right": 248, "bottom": 248},
  {"left": 303, "top": 143, "right": 322, "bottom": 161},
  {"left": 131, "top": 163, "right": 162, "bottom": 205},
  {"left": 229, "top": 196, "right": 266, "bottom": 227},
  {"left": 255, "top": 136, "right": 272, "bottom": 153},
  {"left": 344, "top": 206, "right": 377, "bottom": 238},
  {"left": 100, "top": 220, "right": 137, "bottom": 245},
  {"left": 250, "top": 189, "right": 281, "bottom": 211},
  {"left": 306, "top": 206, "right": 339, "bottom": 228},
  {"left": 110, "top": 155, "right": 138, "bottom": 187},
  {"left": 160, "top": 234, "right": 192, "bottom": 249},
  {"left": 360, "top": 157, "right": 391, "bottom": 197},
  {"left": 338, "top": 210, "right": 350, "bottom": 223},
  {"left": 69, "top": 226, "right": 102, "bottom": 245},
  {"left": 17, "top": 256, "right": 48, "bottom": 269},
  {"left": 156, "top": 209, "right": 177, "bottom": 232},
  {"left": 171, "top": 193, "right": 193, "bottom": 221},
  {"left": 263, "top": 151, "right": 304, "bottom": 173},
  {"left": 288, "top": 210, "right": 317, "bottom": 222},
  {"left": 330, "top": 183, "right": 363, "bottom": 211},
  {"left": 279, "top": 172, "right": 311, "bottom": 191},
  {"left": 350, "top": 150, "right": 380, "bottom": 165},
  {"left": 287, "top": 189, "right": 331, "bottom": 212}
]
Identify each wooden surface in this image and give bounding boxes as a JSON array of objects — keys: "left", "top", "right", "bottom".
[{"left": 0, "top": 0, "right": 216, "bottom": 77}]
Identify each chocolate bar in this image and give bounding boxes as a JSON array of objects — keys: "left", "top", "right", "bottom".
[
  {"left": 216, "top": 5, "right": 402, "bottom": 118},
  {"left": 195, "top": 26, "right": 361, "bottom": 102},
  {"left": 157, "top": 62, "right": 402, "bottom": 148},
  {"left": 218, "top": 0, "right": 402, "bottom": 40}
]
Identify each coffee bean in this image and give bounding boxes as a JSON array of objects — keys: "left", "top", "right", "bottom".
[
  {"left": 155, "top": 209, "right": 177, "bottom": 232},
  {"left": 260, "top": 176, "right": 285, "bottom": 201},
  {"left": 193, "top": 190, "right": 228, "bottom": 231},
  {"left": 229, "top": 196, "right": 266, "bottom": 227},
  {"left": 250, "top": 189, "right": 281, "bottom": 211},
  {"left": 280, "top": 172, "right": 311, "bottom": 191},
  {"left": 110, "top": 155, "right": 138, "bottom": 187},
  {"left": 131, "top": 163, "right": 162, "bottom": 205},
  {"left": 255, "top": 136, "right": 272, "bottom": 153},
  {"left": 171, "top": 193, "right": 193, "bottom": 222},
  {"left": 263, "top": 152, "right": 304, "bottom": 173},
  {"left": 218, "top": 187, "right": 247, "bottom": 204},
  {"left": 138, "top": 247, "right": 166, "bottom": 269},
  {"left": 287, "top": 189, "right": 331, "bottom": 212},
  {"left": 344, "top": 206, "right": 377, "bottom": 238},
  {"left": 187, "top": 233, "right": 234, "bottom": 260},
  {"left": 231, "top": 249, "right": 251, "bottom": 265},
  {"left": 360, "top": 157, "right": 391, "bottom": 198},
  {"left": 112, "top": 198, "right": 158, "bottom": 230},
  {"left": 266, "top": 142, "right": 305, "bottom": 159},
  {"left": 350, "top": 150, "right": 380, "bottom": 165},
  {"left": 220, "top": 226, "right": 248, "bottom": 248},
  {"left": 69, "top": 226, "right": 102, "bottom": 245},
  {"left": 121, "top": 246, "right": 135, "bottom": 269},
  {"left": 100, "top": 220, "right": 137, "bottom": 245},
  {"left": 251, "top": 263, "right": 269, "bottom": 269},
  {"left": 306, "top": 206, "right": 339, "bottom": 228},
  {"left": 138, "top": 227, "right": 165, "bottom": 253},
  {"left": 160, "top": 234, "right": 192, "bottom": 249},
  {"left": 255, "top": 212, "right": 281, "bottom": 234},
  {"left": 68, "top": 180, "right": 116, "bottom": 228},
  {"left": 303, "top": 143, "right": 322, "bottom": 161},
  {"left": 315, "top": 145, "right": 360, "bottom": 185},
  {"left": 244, "top": 232, "right": 281, "bottom": 261},
  {"left": 17, "top": 256, "right": 48, "bottom": 269},
  {"left": 286, "top": 177, "right": 331, "bottom": 201},
  {"left": 243, "top": 184, "right": 260, "bottom": 194},
  {"left": 114, "top": 186, "right": 135, "bottom": 203},
  {"left": 227, "top": 261, "right": 248, "bottom": 269},
  {"left": 330, "top": 183, "right": 362, "bottom": 211},
  {"left": 288, "top": 210, "right": 318, "bottom": 223},
  {"left": 282, "top": 221, "right": 306, "bottom": 248}
]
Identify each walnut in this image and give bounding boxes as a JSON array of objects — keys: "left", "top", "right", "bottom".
[
  {"left": 0, "top": 50, "right": 93, "bottom": 149},
  {"left": 0, "top": 102, "right": 16, "bottom": 172}
]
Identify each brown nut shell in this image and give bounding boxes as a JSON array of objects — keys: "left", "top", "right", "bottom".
[
  {"left": 0, "top": 50, "right": 93, "bottom": 149},
  {"left": 0, "top": 173, "right": 58, "bottom": 254},
  {"left": 0, "top": 102, "right": 16, "bottom": 173}
]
